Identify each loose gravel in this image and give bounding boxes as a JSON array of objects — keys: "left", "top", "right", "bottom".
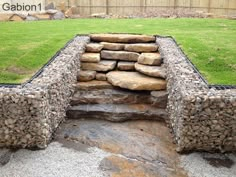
[
  {"left": 181, "top": 152, "right": 236, "bottom": 177},
  {"left": 0, "top": 142, "right": 110, "bottom": 177}
]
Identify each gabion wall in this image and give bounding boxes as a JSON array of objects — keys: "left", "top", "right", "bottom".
[
  {"left": 157, "top": 37, "right": 236, "bottom": 152},
  {"left": 0, "top": 35, "right": 235, "bottom": 152},
  {"left": 0, "top": 36, "right": 90, "bottom": 148}
]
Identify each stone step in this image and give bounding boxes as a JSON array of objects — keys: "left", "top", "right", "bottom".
[
  {"left": 77, "top": 70, "right": 96, "bottom": 82},
  {"left": 81, "top": 53, "right": 100, "bottom": 63},
  {"left": 74, "top": 81, "right": 114, "bottom": 90},
  {"left": 106, "top": 71, "right": 166, "bottom": 91},
  {"left": 100, "top": 42, "right": 125, "bottom": 51},
  {"left": 135, "top": 63, "right": 167, "bottom": 79},
  {"left": 138, "top": 53, "right": 162, "bottom": 66},
  {"left": 124, "top": 43, "right": 158, "bottom": 53},
  {"left": 90, "top": 34, "right": 155, "bottom": 43},
  {"left": 101, "top": 50, "right": 139, "bottom": 61},
  {"left": 71, "top": 88, "right": 167, "bottom": 108},
  {"left": 85, "top": 43, "right": 103, "bottom": 52},
  {"left": 117, "top": 61, "right": 135, "bottom": 71},
  {"left": 81, "top": 60, "right": 117, "bottom": 72},
  {"left": 66, "top": 104, "right": 167, "bottom": 122},
  {"left": 95, "top": 73, "right": 107, "bottom": 81}
]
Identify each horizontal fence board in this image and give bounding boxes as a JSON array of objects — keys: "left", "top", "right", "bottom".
[{"left": 45, "top": 0, "right": 236, "bottom": 16}]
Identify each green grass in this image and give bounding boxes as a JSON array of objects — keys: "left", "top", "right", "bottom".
[{"left": 0, "top": 18, "right": 235, "bottom": 84}]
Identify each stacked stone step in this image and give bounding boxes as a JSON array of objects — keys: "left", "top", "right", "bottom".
[
  {"left": 68, "top": 84, "right": 168, "bottom": 122},
  {"left": 78, "top": 34, "right": 167, "bottom": 91},
  {"left": 67, "top": 34, "right": 168, "bottom": 122}
]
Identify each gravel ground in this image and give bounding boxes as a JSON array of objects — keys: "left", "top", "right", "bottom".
[
  {"left": 0, "top": 135, "right": 235, "bottom": 177},
  {"left": 0, "top": 142, "right": 110, "bottom": 177},
  {"left": 181, "top": 152, "right": 236, "bottom": 177}
]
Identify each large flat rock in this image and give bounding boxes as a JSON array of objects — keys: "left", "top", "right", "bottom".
[
  {"left": 101, "top": 50, "right": 139, "bottom": 61},
  {"left": 77, "top": 70, "right": 96, "bottom": 81},
  {"left": 80, "top": 53, "right": 100, "bottom": 63},
  {"left": 67, "top": 104, "right": 167, "bottom": 122},
  {"left": 90, "top": 34, "right": 155, "bottom": 43},
  {"left": 85, "top": 43, "right": 103, "bottom": 52},
  {"left": 95, "top": 73, "right": 107, "bottom": 81},
  {"left": 106, "top": 71, "right": 166, "bottom": 91},
  {"left": 138, "top": 52, "right": 162, "bottom": 66},
  {"left": 75, "top": 81, "right": 113, "bottom": 90},
  {"left": 124, "top": 43, "right": 158, "bottom": 52},
  {"left": 55, "top": 119, "right": 188, "bottom": 177},
  {"left": 71, "top": 88, "right": 167, "bottom": 108},
  {"left": 81, "top": 60, "right": 117, "bottom": 72},
  {"left": 135, "top": 63, "right": 167, "bottom": 79},
  {"left": 100, "top": 42, "right": 125, "bottom": 51},
  {"left": 81, "top": 53, "right": 100, "bottom": 63},
  {"left": 117, "top": 61, "right": 135, "bottom": 71}
]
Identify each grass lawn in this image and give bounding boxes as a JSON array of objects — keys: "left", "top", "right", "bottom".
[{"left": 0, "top": 18, "right": 235, "bottom": 85}]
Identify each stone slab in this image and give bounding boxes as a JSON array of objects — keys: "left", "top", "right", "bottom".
[
  {"left": 117, "top": 61, "right": 135, "bottom": 71},
  {"left": 81, "top": 53, "right": 100, "bottom": 63},
  {"left": 86, "top": 43, "right": 104, "bottom": 52},
  {"left": 101, "top": 50, "right": 139, "bottom": 61},
  {"left": 90, "top": 34, "right": 156, "bottom": 43},
  {"left": 124, "top": 43, "right": 158, "bottom": 52},
  {"left": 135, "top": 63, "right": 167, "bottom": 79},
  {"left": 74, "top": 81, "right": 113, "bottom": 90},
  {"left": 81, "top": 60, "right": 117, "bottom": 72},
  {"left": 96, "top": 73, "right": 107, "bottom": 81},
  {"left": 67, "top": 104, "right": 167, "bottom": 122},
  {"left": 106, "top": 71, "right": 167, "bottom": 91},
  {"left": 100, "top": 42, "right": 125, "bottom": 51},
  {"left": 77, "top": 70, "right": 96, "bottom": 82},
  {"left": 71, "top": 88, "right": 167, "bottom": 108},
  {"left": 72, "top": 89, "right": 149, "bottom": 104},
  {"left": 55, "top": 119, "right": 188, "bottom": 177},
  {"left": 138, "top": 53, "right": 162, "bottom": 66}
]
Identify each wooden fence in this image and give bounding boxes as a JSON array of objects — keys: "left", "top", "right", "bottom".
[{"left": 47, "top": 0, "right": 236, "bottom": 16}]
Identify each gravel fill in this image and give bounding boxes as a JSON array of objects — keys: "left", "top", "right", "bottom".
[
  {"left": 181, "top": 152, "right": 236, "bottom": 177},
  {"left": 0, "top": 142, "right": 110, "bottom": 177}
]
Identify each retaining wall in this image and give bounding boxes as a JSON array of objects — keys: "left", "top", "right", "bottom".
[
  {"left": 0, "top": 34, "right": 235, "bottom": 152},
  {"left": 0, "top": 36, "right": 89, "bottom": 148},
  {"left": 157, "top": 37, "right": 236, "bottom": 152}
]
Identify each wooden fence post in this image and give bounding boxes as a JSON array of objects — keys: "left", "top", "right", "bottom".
[
  {"left": 174, "top": 0, "right": 177, "bottom": 9},
  {"left": 89, "top": 0, "right": 92, "bottom": 15},
  {"left": 208, "top": 0, "right": 211, "bottom": 13},
  {"left": 226, "top": 0, "right": 230, "bottom": 15},
  {"left": 106, "top": 0, "right": 109, "bottom": 15},
  {"left": 144, "top": 0, "right": 147, "bottom": 13}
]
